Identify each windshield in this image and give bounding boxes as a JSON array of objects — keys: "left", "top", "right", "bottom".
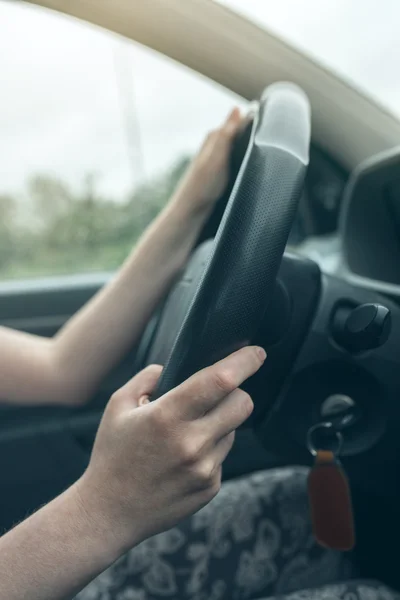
[{"left": 216, "top": 0, "right": 400, "bottom": 118}]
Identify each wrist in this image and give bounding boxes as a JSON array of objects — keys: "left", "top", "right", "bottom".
[
  {"left": 168, "top": 185, "right": 215, "bottom": 224},
  {"left": 70, "top": 475, "right": 129, "bottom": 566}
]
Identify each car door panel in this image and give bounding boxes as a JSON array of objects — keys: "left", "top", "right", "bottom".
[{"left": 0, "top": 277, "right": 112, "bottom": 532}]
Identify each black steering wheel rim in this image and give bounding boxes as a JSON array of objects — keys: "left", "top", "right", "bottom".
[{"left": 152, "top": 82, "right": 311, "bottom": 400}]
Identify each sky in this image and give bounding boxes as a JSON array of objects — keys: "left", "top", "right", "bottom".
[{"left": 0, "top": 0, "right": 399, "bottom": 202}]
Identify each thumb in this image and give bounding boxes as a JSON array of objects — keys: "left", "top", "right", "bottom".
[
  {"left": 116, "top": 364, "right": 163, "bottom": 411},
  {"left": 224, "top": 107, "right": 242, "bottom": 137}
]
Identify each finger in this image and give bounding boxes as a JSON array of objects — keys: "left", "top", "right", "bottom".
[
  {"left": 225, "top": 107, "right": 241, "bottom": 126},
  {"left": 193, "top": 434, "right": 234, "bottom": 493},
  {"left": 223, "top": 107, "right": 243, "bottom": 137},
  {"left": 200, "top": 109, "right": 241, "bottom": 154},
  {"left": 162, "top": 346, "right": 266, "bottom": 420},
  {"left": 204, "top": 388, "right": 254, "bottom": 440},
  {"left": 188, "top": 434, "right": 234, "bottom": 495},
  {"left": 212, "top": 431, "right": 235, "bottom": 466},
  {"left": 116, "top": 364, "right": 163, "bottom": 410}
]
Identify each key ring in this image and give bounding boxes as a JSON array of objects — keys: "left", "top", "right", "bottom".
[{"left": 306, "top": 421, "right": 343, "bottom": 457}]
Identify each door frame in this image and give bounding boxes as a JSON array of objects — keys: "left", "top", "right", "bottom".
[{"left": 24, "top": 0, "right": 400, "bottom": 170}]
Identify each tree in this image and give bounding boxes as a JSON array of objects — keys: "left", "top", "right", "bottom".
[
  {"left": 0, "top": 154, "right": 192, "bottom": 278},
  {"left": 0, "top": 194, "right": 18, "bottom": 270},
  {"left": 28, "top": 175, "right": 73, "bottom": 228}
]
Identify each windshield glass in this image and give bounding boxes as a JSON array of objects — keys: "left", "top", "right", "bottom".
[{"left": 216, "top": 0, "right": 400, "bottom": 118}]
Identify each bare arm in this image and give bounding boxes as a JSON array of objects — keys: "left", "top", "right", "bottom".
[
  {"left": 0, "top": 109, "right": 243, "bottom": 406},
  {"left": 0, "top": 346, "right": 263, "bottom": 600},
  {"left": 0, "top": 482, "right": 120, "bottom": 600}
]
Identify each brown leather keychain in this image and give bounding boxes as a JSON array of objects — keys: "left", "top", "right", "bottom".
[{"left": 307, "top": 422, "right": 355, "bottom": 552}]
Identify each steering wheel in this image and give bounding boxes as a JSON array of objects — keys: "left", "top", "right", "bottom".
[{"left": 151, "top": 82, "right": 311, "bottom": 400}]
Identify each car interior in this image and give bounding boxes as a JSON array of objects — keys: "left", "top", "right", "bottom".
[{"left": 2, "top": 0, "right": 400, "bottom": 594}]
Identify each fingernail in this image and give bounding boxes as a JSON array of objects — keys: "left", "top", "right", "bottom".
[{"left": 256, "top": 347, "right": 267, "bottom": 361}]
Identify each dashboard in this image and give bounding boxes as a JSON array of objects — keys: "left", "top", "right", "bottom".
[{"left": 291, "top": 145, "right": 347, "bottom": 244}]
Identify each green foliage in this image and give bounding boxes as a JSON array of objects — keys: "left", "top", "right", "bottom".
[{"left": 0, "top": 156, "right": 191, "bottom": 280}]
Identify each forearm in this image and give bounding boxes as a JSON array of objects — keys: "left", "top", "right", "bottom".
[
  {"left": 52, "top": 196, "right": 211, "bottom": 403},
  {"left": 0, "top": 482, "right": 121, "bottom": 600},
  {"left": 0, "top": 196, "right": 209, "bottom": 406}
]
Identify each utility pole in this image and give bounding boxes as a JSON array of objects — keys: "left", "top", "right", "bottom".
[{"left": 113, "top": 41, "right": 146, "bottom": 188}]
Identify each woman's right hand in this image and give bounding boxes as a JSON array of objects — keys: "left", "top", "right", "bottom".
[{"left": 75, "top": 346, "right": 266, "bottom": 556}]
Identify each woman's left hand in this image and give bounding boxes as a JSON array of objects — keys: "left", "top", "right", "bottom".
[{"left": 172, "top": 107, "right": 245, "bottom": 217}]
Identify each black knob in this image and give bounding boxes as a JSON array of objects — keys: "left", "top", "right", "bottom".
[{"left": 333, "top": 303, "right": 391, "bottom": 352}]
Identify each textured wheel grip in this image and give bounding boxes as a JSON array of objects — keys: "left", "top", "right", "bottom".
[{"left": 152, "top": 82, "right": 311, "bottom": 399}]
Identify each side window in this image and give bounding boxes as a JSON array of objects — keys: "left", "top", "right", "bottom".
[{"left": 0, "top": 2, "right": 247, "bottom": 281}]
